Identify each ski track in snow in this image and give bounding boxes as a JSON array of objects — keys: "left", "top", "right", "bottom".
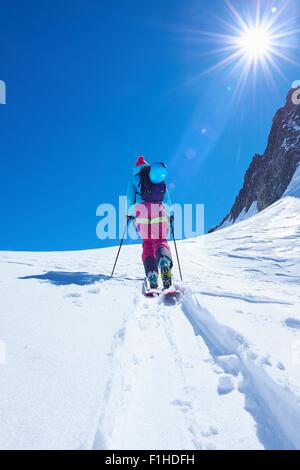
[
  {"left": 1, "top": 196, "right": 300, "bottom": 449},
  {"left": 182, "top": 295, "right": 300, "bottom": 450},
  {"left": 91, "top": 288, "right": 300, "bottom": 450},
  {"left": 91, "top": 290, "right": 262, "bottom": 450}
]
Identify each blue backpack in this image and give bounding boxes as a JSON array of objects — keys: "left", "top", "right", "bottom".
[{"left": 138, "top": 166, "right": 166, "bottom": 203}]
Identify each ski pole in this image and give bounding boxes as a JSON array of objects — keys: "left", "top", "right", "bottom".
[
  {"left": 111, "top": 218, "right": 132, "bottom": 278},
  {"left": 170, "top": 219, "right": 183, "bottom": 282}
]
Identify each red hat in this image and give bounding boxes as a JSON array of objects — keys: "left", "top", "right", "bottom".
[{"left": 135, "top": 155, "right": 148, "bottom": 167}]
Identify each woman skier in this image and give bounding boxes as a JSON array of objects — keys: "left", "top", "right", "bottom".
[{"left": 127, "top": 156, "right": 174, "bottom": 291}]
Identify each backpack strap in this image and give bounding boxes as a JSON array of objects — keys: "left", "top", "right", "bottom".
[{"left": 137, "top": 166, "right": 150, "bottom": 190}]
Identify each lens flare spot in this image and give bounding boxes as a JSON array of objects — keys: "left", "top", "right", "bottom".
[{"left": 185, "top": 148, "right": 197, "bottom": 159}]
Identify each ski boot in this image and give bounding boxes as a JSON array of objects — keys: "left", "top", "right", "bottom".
[
  {"left": 159, "top": 257, "right": 172, "bottom": 290},
  {"left": 147, "top": 271, "right": 159, "bottom": 290}
]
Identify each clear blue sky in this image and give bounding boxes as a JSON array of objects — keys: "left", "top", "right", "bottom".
[{"left": 0, "top": 0, "right": 299, "bottom": 251}]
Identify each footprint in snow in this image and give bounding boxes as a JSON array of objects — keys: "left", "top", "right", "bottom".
[
  {"left": 88, "top": 286, "right": 101, "bottom": 294},
  {"left": 64, "top": 292, "right": 81, "bottom": 298},
  {"left": 201, "top": 425, "right": 219, "bottom": 438},
  {"left": 284, "top": 318, "right": 300, "bottom": 330},
  {"left": 213, "top": 365, "right": 223, "bottom": 375},
  {"left": 170, "top": 399, "right": 192, "bottom": 413},
  {"left": 217, "top": 374, "right": 235, "bottom": 395},
  {"left": 260, "top": 355, "right": 272, "bottom": 366}
]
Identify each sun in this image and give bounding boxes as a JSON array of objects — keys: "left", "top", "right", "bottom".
[
  {"left": 193, "top": 0, "right": 300, "bottom": 92},
  {"left": 239, "top": 27, "right": 271, "bottom": 60}
]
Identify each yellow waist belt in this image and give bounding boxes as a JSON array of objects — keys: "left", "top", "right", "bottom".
[{"left": 136, "top": 216, "right": 169, "bottom": 225}]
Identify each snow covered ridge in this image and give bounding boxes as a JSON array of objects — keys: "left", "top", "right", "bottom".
[
  {"left": 217, "top": 202, "right": 258, "bottom": 230},
  {"left": 284, "top": 163, "right": 300, "bottom": 198},
  {"left": 210, "top": 88, "right": 300, "bottom": 232},
  {"left": 1, "top": 195, "right": 300, "bottom": 449}
]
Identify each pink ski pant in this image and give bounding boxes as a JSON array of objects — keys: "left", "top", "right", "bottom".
[{"left": 135, "top": 202, "right": 172, "bottom": 275}]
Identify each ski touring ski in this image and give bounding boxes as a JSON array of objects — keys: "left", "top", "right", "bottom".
[
  {"left": 142, "top": 278, "right": 180, "bottom": 299},
  {"left": 142, "top": 278, "right": 160, "bottom": 297}
]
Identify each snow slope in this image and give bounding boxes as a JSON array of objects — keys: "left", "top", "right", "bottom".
[
  {"left": 284, "top": 163, "right": 300, "bottom": 198},
  {"left": 1, "top": 195, "right": 300, "bottom": 450}
]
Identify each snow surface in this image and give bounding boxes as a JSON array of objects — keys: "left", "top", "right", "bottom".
[
  {"left": 1, "top": 195, "right": 300, "bottom": 450},
  {"left": 284, "top": 164, "right": 300, "bottom": 198}
]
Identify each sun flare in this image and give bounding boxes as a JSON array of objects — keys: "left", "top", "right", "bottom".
[{"left": 194, "top": 0, "right": 299, "bottom": 92}]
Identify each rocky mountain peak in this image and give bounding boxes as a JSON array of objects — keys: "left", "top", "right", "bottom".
[{"left": 210, "top": 87, "right": 300, "bottom": 232}]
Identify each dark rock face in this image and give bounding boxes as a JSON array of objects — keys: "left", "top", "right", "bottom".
[{"left": 210, "top": 88, "right": 300, "bottom": 233}]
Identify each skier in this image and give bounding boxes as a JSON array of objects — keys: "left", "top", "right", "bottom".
[{"left": 127, "top": 156, "right": 174, "bottom": 291}]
